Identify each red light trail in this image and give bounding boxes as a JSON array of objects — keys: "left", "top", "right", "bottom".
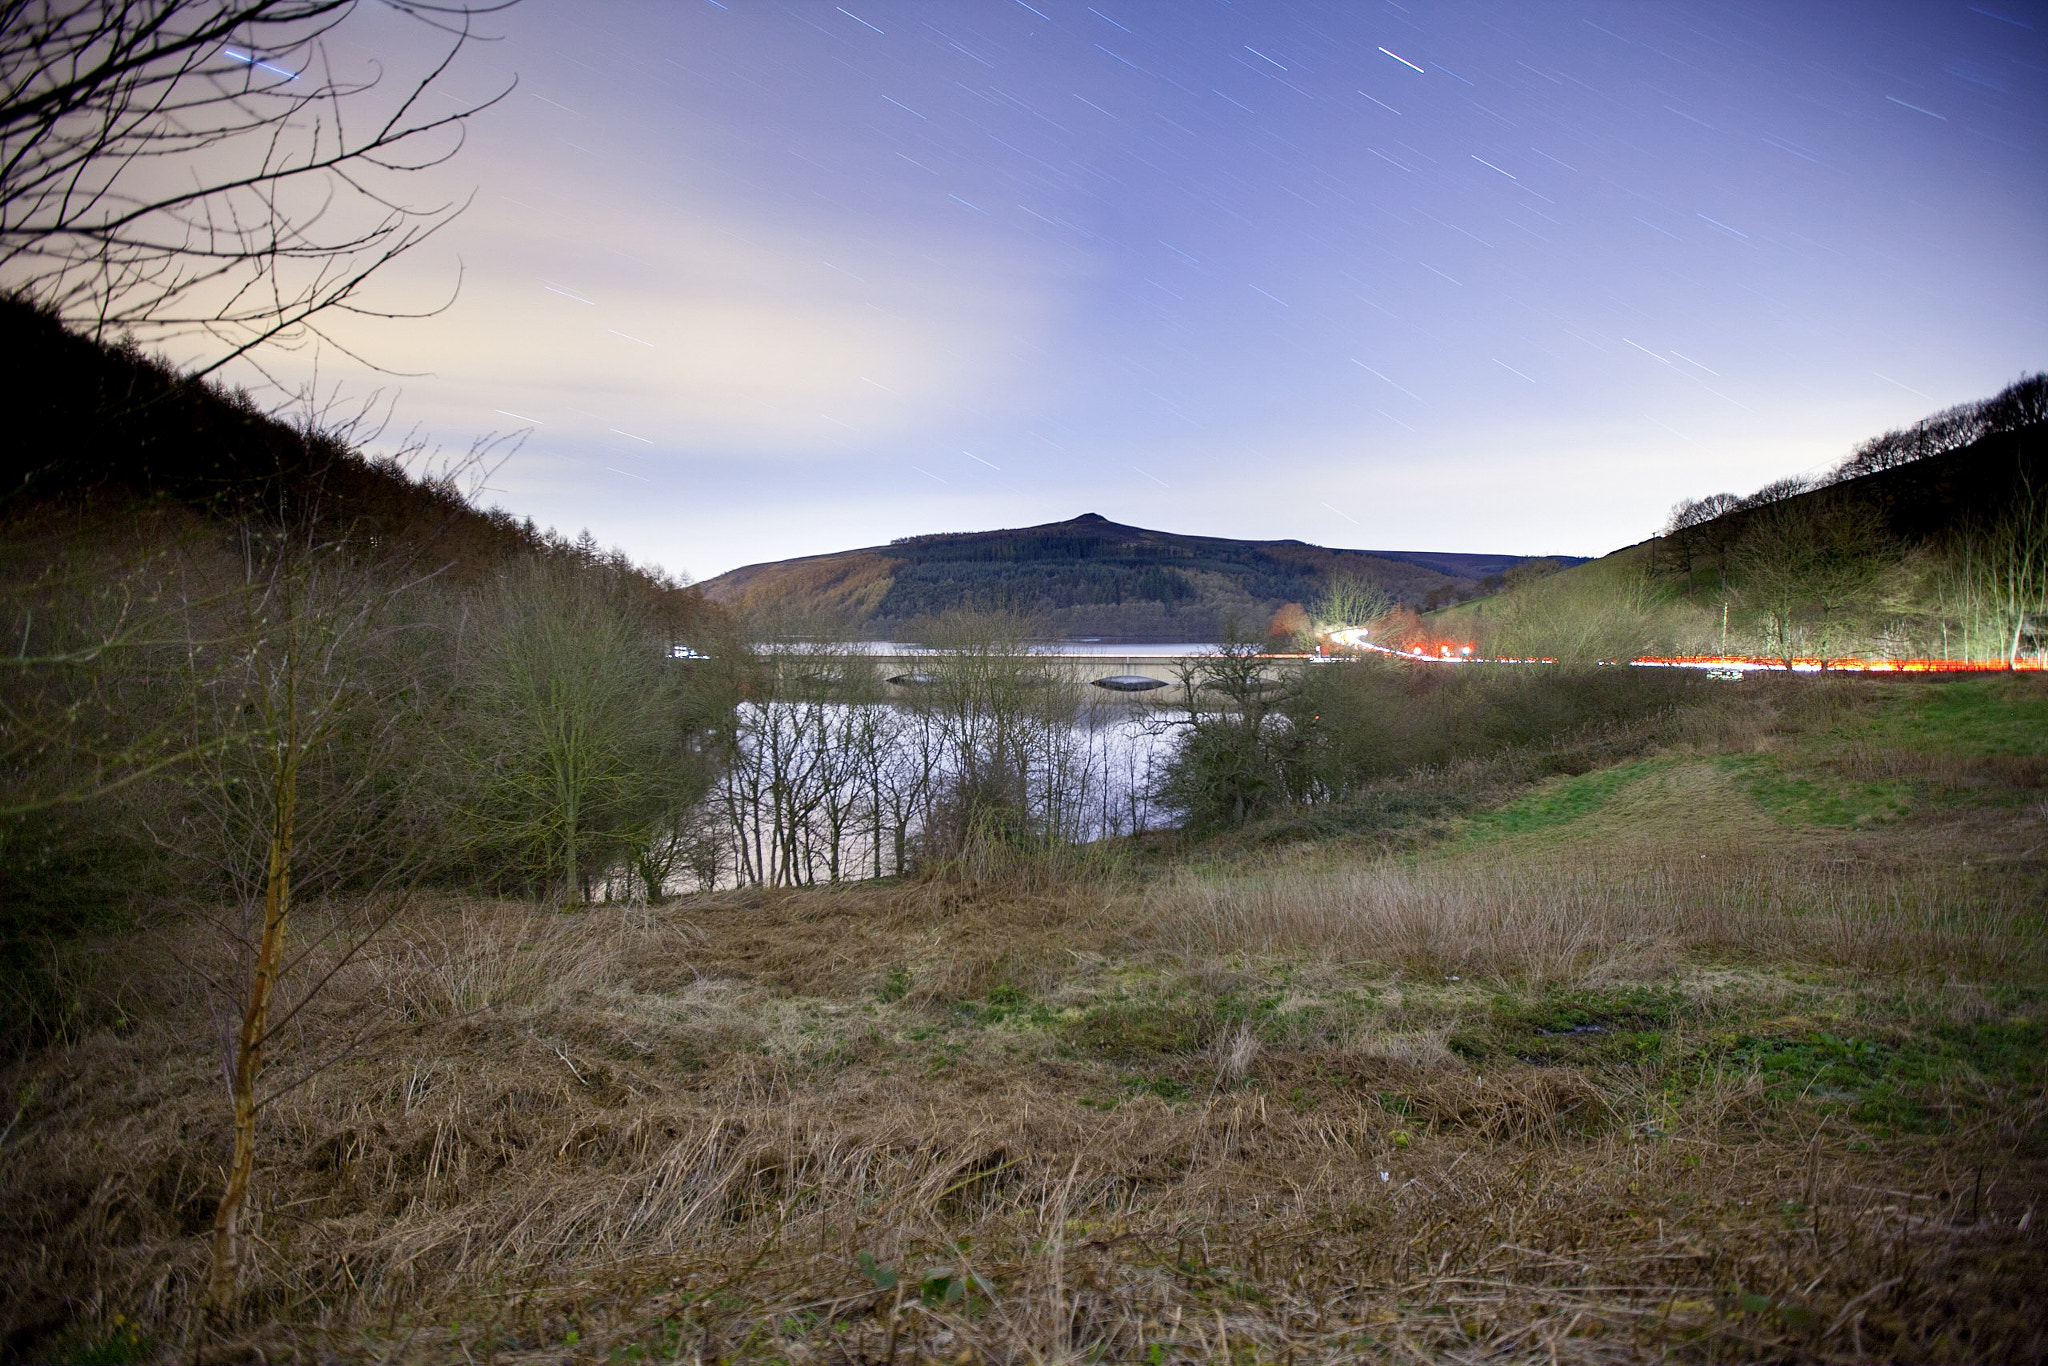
[{"left": 1319, "top": 630, "right": 2041, "bottom": 674}]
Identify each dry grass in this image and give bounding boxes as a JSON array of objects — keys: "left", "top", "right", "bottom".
[
  {"left": 1158, "top": 752, "right": 2046, "bottom": 987},
  {"left": 4, "top": 684, "right": 2046, "bottom": 1363},
  {"left": 7, "top": 881, "right": 2044, "bottom": 1362},
  {"left": 1149, "top": 851, "right": 2045, "bottom": 985},
  {"left": 1831, "top": 741, "right": 2048, "bottom": 791}
]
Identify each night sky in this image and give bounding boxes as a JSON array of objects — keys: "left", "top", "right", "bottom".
[{"left": 317, "top": 0, "right": 2046, "bottom": 582}]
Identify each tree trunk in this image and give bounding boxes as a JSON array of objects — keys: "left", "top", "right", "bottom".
[
  {"left": 559, "top": 753, "right": 582, "bottom": 906},
  {"left": 206, "top": 750, "right": 298, "bottom": 1318},
  {"left": 563, "top": 806, "right": 580, "bottom": 907}
]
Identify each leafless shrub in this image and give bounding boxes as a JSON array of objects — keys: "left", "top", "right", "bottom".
[{"left": 1150, "top": 852, "right": 2044, "bottom": 983}]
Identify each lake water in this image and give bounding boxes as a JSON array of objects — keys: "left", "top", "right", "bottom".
[
  {"left": 689, "top": 694, "right": 1177, "bottom": 890},
  {"left": 831, "top": 641, "right": 1224, "bottom": 657}
]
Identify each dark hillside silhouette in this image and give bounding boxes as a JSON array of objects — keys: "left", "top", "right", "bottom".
[
  {"left": 0, "top": 295, "right": 723, "bottom": 633},
  {"left": 703, "top": 509, "right": 1583, "bottom": 639},
  {"left": 1433, "top": 382, "right": 2046, "bottom": 669},
  {"left": 1659, "top": 419, "right": 2045, "bottom": 582},
  {"left": 1, "top": 302, "right": 736, "bottom": 1054}
]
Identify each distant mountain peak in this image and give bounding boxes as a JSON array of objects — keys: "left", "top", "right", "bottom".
[{"left": 701, "top": 511, "right": 1583, "bottom": 638}]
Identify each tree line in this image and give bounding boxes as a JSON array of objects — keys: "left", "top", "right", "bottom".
[
  {"left": 702, "top": 613, "right": 1160, "bottom": 891},
  {"left": 1826, "top": 374, "right": 2047, "bottom": 482},
  {"left": 1147, "top": 572, "right": 1706, "bottom": 835},
  {"left": 1656, "top": 375, "right": 2046, "bottom": 668},
  {"left": 2, "top": 453, "right": 737, "bottom": 1315},
  {"left": 1, "top": 481, "right": 735, "bottom": 1014},
  {"left": 1150, "top": 371, "right": 2048, "bottom": 838}
]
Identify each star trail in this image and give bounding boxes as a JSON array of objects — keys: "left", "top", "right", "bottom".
[{"left": 310, "top": 0, "right": 2046, "bottom": 579}]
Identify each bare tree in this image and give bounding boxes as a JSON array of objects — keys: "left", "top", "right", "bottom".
[
  {"left": 1730, "top": 498, "right": 1893, "bottom": 667},
  {"left": 1155, "top": 639, "right": 1292, "bottom": 830},
  {"left": 1313, "top": 571, "right": 1397, "bottom": 634},
  {"left": 1982, "top": 373, "right": 2048, "bottom": 434},
  {"left": 1738, "top": 476, "right": 1814, "bottom": 510},
  {"left": 909, "top": 611, "right": 1078, "bottom": 875},
  {"left": 712, "top": 636, "right": 854, "bottom": 887},
  {"left": 0, "top": 508, "right": 242, "bottom": 1049},
  {"left": 1951, "top": 468, "right": 2048, "bottom": 668},
  {"left": 0, "top": 511, "right": 224, "bottom": 820},
  {"left": 870, "top": 701, "right": 939, "bottom": 878},
  {"left": 157, "top": 516, "right": 438, "bottom": 1318},
  {"left": 460, "top": 555, "right": 706, "bottom": 906},
  {"left": 1657, "top": 492, "right": 1741, "bottom": 590},
  {"left": 1, "top": 0, "right": 511, "bottom": 385},
  {"left": 1828, "top": 374, "right": 2044, "bottom": 484}
]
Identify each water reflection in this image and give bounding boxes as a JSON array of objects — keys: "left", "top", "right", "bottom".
[
  {"left": 828, "top": 641, "right": 1223, "bottom": 657},
  {"left": 682, "top": 695, "right": 1174, "bottom": 891}
]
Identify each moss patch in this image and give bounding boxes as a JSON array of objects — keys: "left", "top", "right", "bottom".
[
  {"left": 1724, "top": 1014, "right": 2046, "bottom": 1135},
  {"left": 1062, "top": 996, "right": 1216, "bottom": 1060},
  {"left": 1450, "top": 986, "right": 1681, "bottom": 1068}
]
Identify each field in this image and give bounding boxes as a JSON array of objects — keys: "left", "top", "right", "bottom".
[{"left": 5, "top": 675, "right": 2045, "bottom": 1363}]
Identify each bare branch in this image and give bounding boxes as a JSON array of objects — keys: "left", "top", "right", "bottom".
[{"left": 0, "top": 0, "right": 511, "bottom": 378}]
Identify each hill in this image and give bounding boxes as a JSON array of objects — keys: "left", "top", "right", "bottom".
[
  {"left": 0, "top": 295, "right": 720, "bottom": 638},
  {"left": 701, "top": 511, "right": 1582, "bottom": 639},
  {"left": 1, "top": 299, "right": 737, "bottom": 1036},
  {"left": 5, "top": 302, "right": 2045, "bottom": 1365},
  {"left": 1429, "top": 412, "right": 2046, "bottom": 663}
]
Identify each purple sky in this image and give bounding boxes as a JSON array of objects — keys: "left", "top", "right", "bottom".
[{"left": 307, "top": 0, "right": 2046, "bottom": 581}]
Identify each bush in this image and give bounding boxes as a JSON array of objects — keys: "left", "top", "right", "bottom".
[{"left": 1158, "top": 658, "right": 1704, "bottom": 830}]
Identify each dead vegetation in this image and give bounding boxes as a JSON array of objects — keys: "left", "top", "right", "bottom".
[
  {"left": 3, "top": 679, "right": 2046, "bottom": 1363},
  {"left": 1151, "top": 770, "right": 2047, "bottom": 984}
]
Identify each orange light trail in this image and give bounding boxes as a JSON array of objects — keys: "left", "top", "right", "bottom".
[
  {"left": 1629, "top": 655, "right": 2043, "bottom": 673},
  {"left": 1320, "top": 632, "right": 2041, "bottom": 673}
]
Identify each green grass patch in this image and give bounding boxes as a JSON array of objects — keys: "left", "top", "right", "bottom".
[
  {"left": 1436, "top": 980, "right": 2046, "bottom": 1137},
  {"left": 1462, "top": 759, "right": 1667, "bottom": 841},
  {"left": 951, "top": 984, "right": 1056, "bottom": 1027},
  {"left": 1727, "top": 1016, "right": 2046, "bottom": 1133},
  {"left": 1721, "top": 756, "right": 1910, "bottom": 827},
  {"left": 1062, "top": 997, "right": 1215, "bottom": 1060},
  {"left": 1730, "top": 1031, "right": 1927, "bottom": 1129},
  {"left": 875, "top": 965, "right": 912, "bottom": 1003},
  {"left": 1931, "top": 1015, "right": 2048, "bottom": 1089},
  {"left": 47, "top": 1317, "right": 153, "bottom": 1365},
  {"left": 1867, "top": 677, "right": 2048, "bottom": 757}
]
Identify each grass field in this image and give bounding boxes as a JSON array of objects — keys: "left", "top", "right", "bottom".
[{"left": 4, "top": 676, "right": 2044, "bottom": 1363}]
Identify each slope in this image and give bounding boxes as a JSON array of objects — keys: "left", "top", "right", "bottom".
[
  {"left": 1431, "top": 419, "right": 2045, "bottom": 661},
  {"left": 0, "top": 296, "right": 728, "bottom": 643},
  {"left": 703, "top": 511, "right": 1582, "bottom": 639}
]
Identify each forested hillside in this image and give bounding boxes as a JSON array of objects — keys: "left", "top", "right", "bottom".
[
  {"left": 2, "top": 298, "right": 705, "bottom": 601},
  {"left": 1431, "top": 375, "right": 2047, "bottom": 667},
  {"left": 0, "top": 297, "right": 737, "bottom": 1047},
  {"left": 702, "top": 511, "right": 1580, "bottom": 640}
]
